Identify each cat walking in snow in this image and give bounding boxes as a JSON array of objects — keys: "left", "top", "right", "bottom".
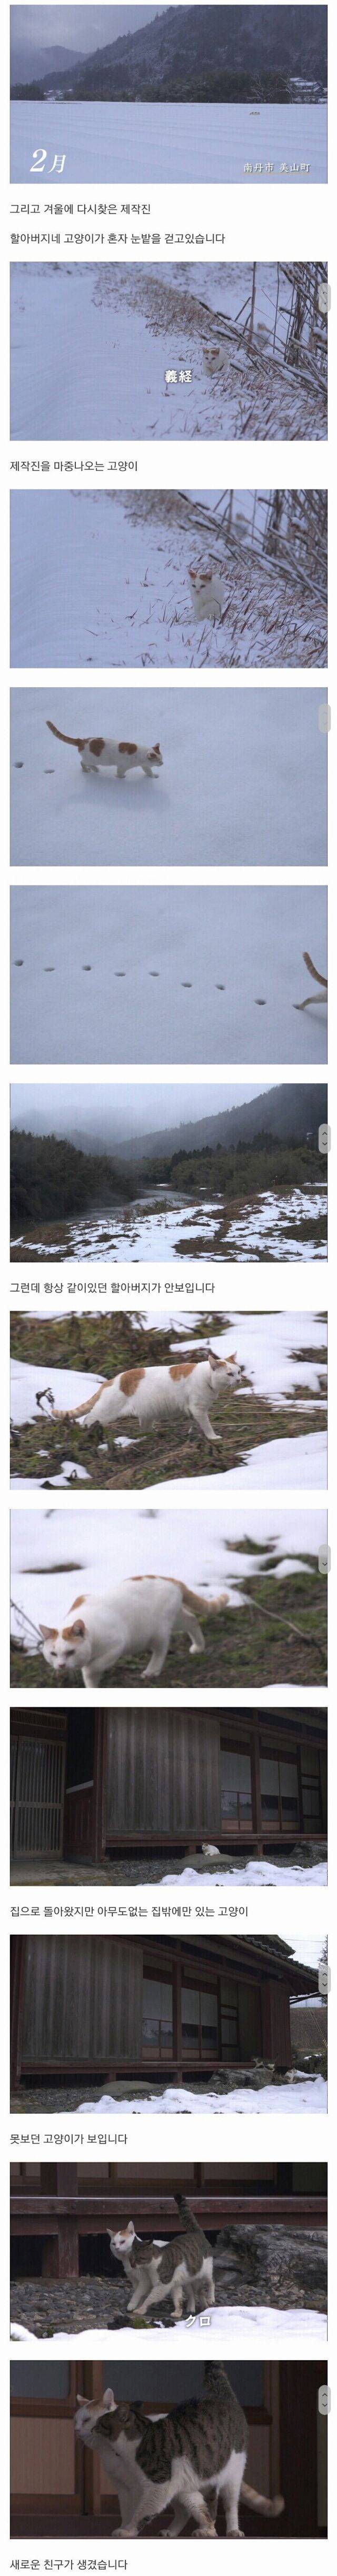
[{"left": 46, "top": 721, "right": 163, "bottom": 778}]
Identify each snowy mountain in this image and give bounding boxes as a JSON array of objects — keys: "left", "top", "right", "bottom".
[
  {"left": 12, "top": 4, "right": 328, "bottom": 102},
  {"left": 121, "top": 1082, "right": 328, "bottom": 1164}
]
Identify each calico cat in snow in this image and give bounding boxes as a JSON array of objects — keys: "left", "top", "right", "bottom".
[
  {"left": 109, "top": 2193, "right": 215, "bottom": 2320},
  {"left": 75, "top": 2363, "right": 284, "bottom": 2538},
  {"left": 54, "top": 1351, "right": 242, "bottom": 1448},
  {"left": 39, "top": 1572, "right": 229, "bottom": 1685},
  {"left": 46, "top": 721, "right": 163, "bottom": 778}
]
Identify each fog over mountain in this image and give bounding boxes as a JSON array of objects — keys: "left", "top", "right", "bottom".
[
  {"left": 12, "top": 4, "right": 328, "bottom": 102},
  {"left": 11, "top": 7, "right": 162, "bottom": 85},
  {"left": 11, "top": 1082, "right": 326, "bottom": 1163}
]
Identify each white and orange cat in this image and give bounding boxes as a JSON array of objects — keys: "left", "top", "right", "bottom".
[
  {"left": 46, "top": 721, "right": 163, "bottom": 779},
  {"left": 54, "top": 1351, "right": 241, "bottom": 1448},
  {"left": 39, "top": 1574, "right": 229, "bottom": 1686},
  {"left": 189, "top": 566, "right": 227, "bottom": 623}
]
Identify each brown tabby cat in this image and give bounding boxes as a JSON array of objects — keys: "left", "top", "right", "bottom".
[{"left": 75, "top": 2363, "right": 284, "bottom": 2538}]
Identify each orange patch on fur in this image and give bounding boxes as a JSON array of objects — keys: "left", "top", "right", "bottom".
[
  {"left": 69, "top": 1594, "right": 85, "bottom": 1611},
  {"left": 62, "top": 1621, "right": 85, "bottom": 1639},
  {"left": 118, "top": 741, "right": 137, "bottom": 754},
  {"left": 120, "top": 1367, "right": 144, "bottom": 1395},
  {"left": 169, "top": 1360, "right": 197, "bottom": 1380},
  {"left": 88, "top": 737, "right": 105, "bottom": 757}
]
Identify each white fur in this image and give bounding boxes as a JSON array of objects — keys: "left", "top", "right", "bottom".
[
  {"left": 74, "top": 2391, "right": 240, "bottom": 2537},
  {"left": 189, "top": 567, "right": 227, "bottom": 623},
  {"left": 61, "top": 1352, "right": 241, "bottom": 1448},
  {"left": 81, "top": 738, "right": 163, "bottom": 778},
  {"left": 39, "top": 1572, "right": 227, "bottom": 1686}
]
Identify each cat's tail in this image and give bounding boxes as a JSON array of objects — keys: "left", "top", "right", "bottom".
[
  {"left": 174, "top": 2193, "right": 200, "bottom": 2234},
  {"left": 46, "top": 719, "right": 86, "bottom": 751},
  {"left": 181, "top": 1583, "right": 229, "bottom": 1621},
  {"left": 302, "top": 950, "right": 328, "bottom": 991},
  {"left": 241, "top": 2483, "right": 284, "bottom": 2520},
  {"left": 55, "top": 1387, "right": 102, "bottom": 1422}
]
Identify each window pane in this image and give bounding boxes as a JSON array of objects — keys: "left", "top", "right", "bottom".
[
  {"left": 182, "top": 1986, "right": 199, "bottom": 2052},
  {"left": 301, "top": 1748, "right": 320, "bottom": 1777},
  {"left": 142, "top": 1978, "right": 173, "bottom": 2051},
  {"left": 261, "top": 1756, "right": 279, "bottom": 1817},
  {"left": 221, "top": 1749, "right": 252, "bottom": 1820},
  {"left": 10, "top": 2361, "right": 71, "bottom": 2399},
  {"left": 280, "top": 1759, "right": 299, "bottom": 1822},
  {"left": 201, "top": 1990, "right": 218, "bottom": 2055}
]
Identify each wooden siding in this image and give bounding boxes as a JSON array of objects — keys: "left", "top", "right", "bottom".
[
  {"left": 105, "top": 1709, "right": 220, "bottom": 1839},
  {"left": 21, "top": 1937, "right": 143, "bottom": 2068},
  {"left": 261, "top": 1979, "right": 292, "bottom": 2068},
  {"left": 11, "top": 1736, "right": 66, "bottom": 1860}
]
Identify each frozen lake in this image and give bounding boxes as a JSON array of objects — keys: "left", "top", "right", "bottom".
[
  {"left": 11, "top": 1182, "right": 327, "bottom": 1265},
  {"left": 11, "top": 100, "right": 328, "bottom": 183},
  {"left": 11, "top": 686, "right": 328, "bottom": 873},
  {"left": 11, "top": 882, "right": 328, "bottom": 1067}
]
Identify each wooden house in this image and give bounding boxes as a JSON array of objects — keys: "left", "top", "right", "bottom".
[
  {"left": 10, "top": 1703, "right": 327, "bottom": 1872},
  {"left": 11, "top": 1932, "right": 319, "bottom": 2092}
]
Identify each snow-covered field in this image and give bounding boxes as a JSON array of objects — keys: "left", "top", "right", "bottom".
[
  {"left": 10, "top": 100, "right": 328, "bottom": 184},
  {"left": 11, "top": 1183, "right": 328, "bottom": 1266},
  {"left": 11, "top": 883, "right": 328, "bottom": 1067},
  {"left": 77, "top": 2075, "right": 326, "bottom": 2115},
  {"left": 10, "top": 1309, "right": 328, "bottom": 1493},
  {"left": 10, "top": 1496, "right": 326, "bottom": 1670},
  {"left": 11, "top": 2304, "right": 327, "bottom": 2351},
  {"left": 11, "top": 684, "right": 328, "bottom": 872},
  {"left": 11, "top": 490, "right": 327, "bottom": 669},
  {"left": 10, "top": 261, "right": 327, "bottom": 443}
]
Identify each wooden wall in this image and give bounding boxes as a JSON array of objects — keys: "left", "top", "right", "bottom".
[
  {"left": 105, "top": 1709, "right": 220, "bottom": 1839},
  {"left": 21, "top": 1937, "right": 143, "bottom": 2068}
]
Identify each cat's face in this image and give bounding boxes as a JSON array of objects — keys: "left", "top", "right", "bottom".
[
  {"left": 39, "top": 1616, "right": 88, "bottom": 1673},
  {"left": 75, "top": 2388, "right": 118, "bottom": 2442},
  {"left": 209, "top": 1350, "right": 242, "bottom": 1388},
  {"left": 110, "top": 2221, "right": 136, "bottom": 2255}
]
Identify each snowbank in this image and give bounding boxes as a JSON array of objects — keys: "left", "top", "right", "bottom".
[
  {"left": 11, "top": 2303, "right": 327, "bottom": 2351},
  {"left": 163, "top": 1861, "right": 327, "bottom": 1888},
  {"left": 77, "top": 2076, "right": 326, "bottom": 2116}
]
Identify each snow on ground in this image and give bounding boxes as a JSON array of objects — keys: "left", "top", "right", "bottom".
[
  {"left": 148, "top": 1434, "right": 327, "bottom": 1503},
  {"left": 163, "top": 1862, "right": 327, "bottom": 1887},
  {"left": 11, "top": 2305, "right": 327, "bottom": 2350},
  {"left": 225, "top": 1189, "right": 327, "bottom": 1261},
  {"left": 11, "top": 883, "right": 328, "bottom": 1067},
  {"left": 10, "top": 101, "right": 328, "bottom": 185},
  {"left": 77, "top": 2076, "right": 326, "bottom": 2115},
  {"left": 11, "top": 1185, "right": 328, "bottom": 1267},
  {"left": 10, "top": 1498, "right": 326, "bottom": 1660},
  {"left": 11, "top": 684, "right": 328, "bottom": 871},
  {"left": 10, "top": 262, "right": 326, "bottom": 444},
  {"left": 11, "top": 490, "right": 327, "bottom": 670},
  {"left": 11, "top": 1357, "right": 102, "bottom": 1426}
]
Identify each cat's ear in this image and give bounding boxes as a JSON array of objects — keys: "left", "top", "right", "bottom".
[
  {"left": 39, "top": 1623, "right": 57, "bottom": 1639},
  {"left": 103, "top": 2388, "right": 116, "bottom": 2410},
  {"left": 226, "top": 1351, "right": 236, "bottom": 1361},
  {"left": 72, "top": 1618, "right": 85, "bottom": 1637}
]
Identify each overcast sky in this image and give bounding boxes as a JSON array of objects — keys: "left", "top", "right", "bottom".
[
  {"left": 11, "top": 1080, "right": 273, "bottom": 1148},
  {"left": 11, "top": 7, "right": 163, "bottom": 77}
]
